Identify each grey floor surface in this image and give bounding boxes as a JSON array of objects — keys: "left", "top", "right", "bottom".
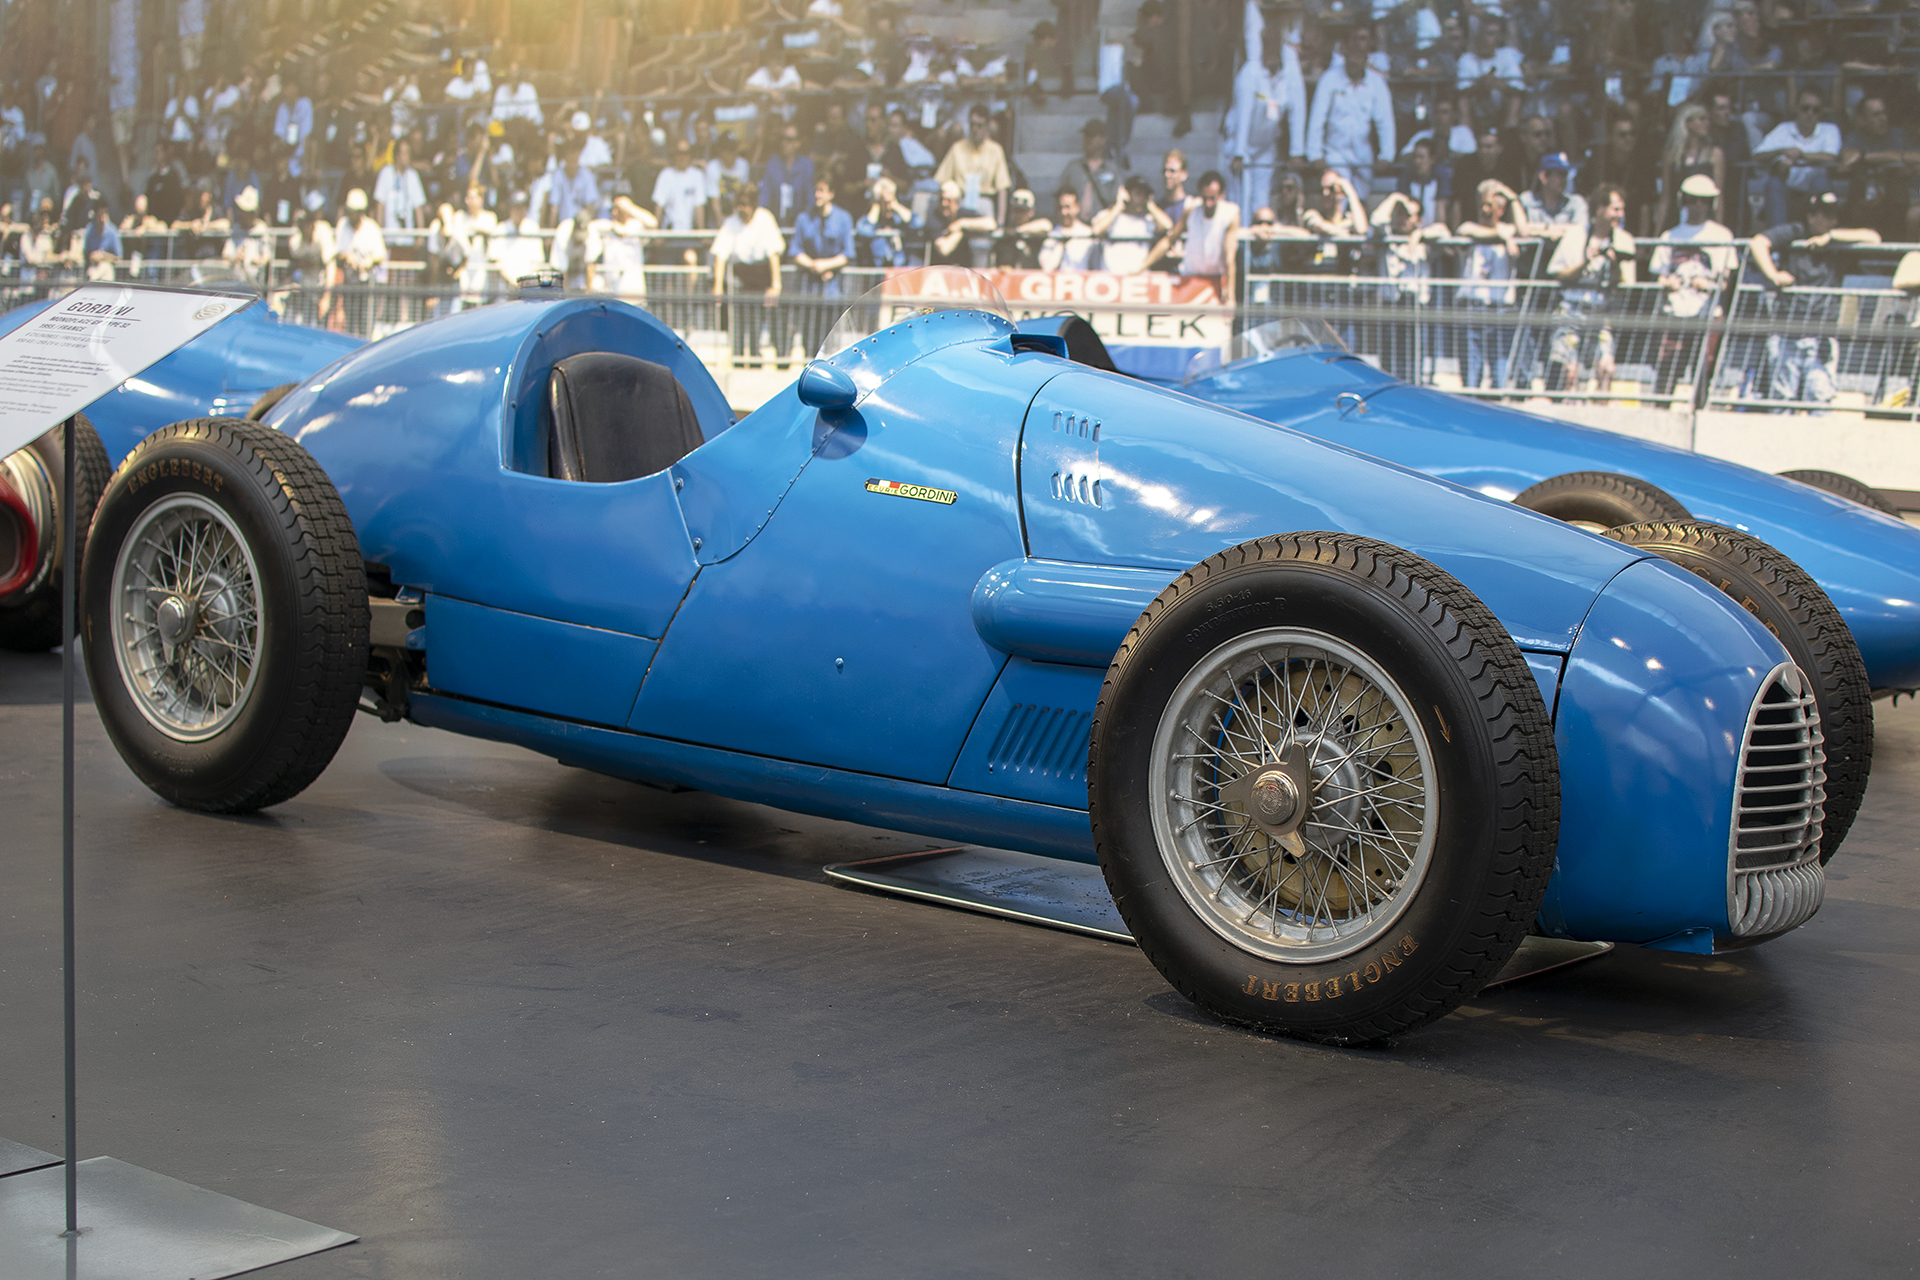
[{"left": 1, "top": 649, "right": 1916, "bottom": 1278}]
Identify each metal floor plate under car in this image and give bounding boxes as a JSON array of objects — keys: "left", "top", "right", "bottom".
[{"left": 822, "top": 848, "right": 1612, "bottom": 986}]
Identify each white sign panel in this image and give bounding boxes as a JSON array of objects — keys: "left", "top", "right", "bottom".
[{"left": 0, "top": 286, "right": 253, "bottom": 458}]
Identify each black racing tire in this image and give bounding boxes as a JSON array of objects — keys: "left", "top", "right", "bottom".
[
  {"left": 0, "top": 415, "right": 111, "bottom": 652},
  {"left": 1513, "top": 471, "right": 1692, "bottom": 530},
  {"left": 246, "top": 382, "right": 299, "bottom": 421},
  {"left": 1777, "top": 469, "right": 1900, "bottom": 516},
  {"left": 82, "top": 418, "right": 368, "bottom": 812},
  {"left": 1089, "top": 533, "right": 1560, "bottom": 1046},
  {"left": 1607, "top": 520, "right": 1870, "bottom": 864}
]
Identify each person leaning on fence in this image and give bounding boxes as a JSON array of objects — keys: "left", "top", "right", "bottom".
[
  {"left": 997, "top": 190, "right": 1052, "bottom": 269},
  {"left": 1093, "top": 176, "right": 1172, "bottom": 275},
  {"left": 925, "top": 181, "right": 997, "bottom": 269},
  {"left": 550, "top": 209, "right": 602, "bottom": 292},
  {"left": 1545, "top": 183, "right": 1635, "bottom": 398},
  {"left": 855, "top": 177, "right": 917, "bottom": 268},
  {"left": 1516, "top": 152, "right": 1586, "bottom": 241},
  {"left": 1153, "top": 170, "right": 1239, "bottom": 302},
  {"left": 1370, "top": 192, "right": 1447, "bottom": 384},
  {"left": 1455, "top": 179, "right": 1523, "bottom": 395},
  {"left": 793, "top": 177, "right": 857, "bottom": 359},
  {"left": 597, "top": 197, "right": 655, "bottom": 301},
  {"left": 1649, "top": 173, "right": 1733, "bottom": 400},
  {"left": 711, "top": 180, "right": 786, "bottom": 367},
  {"left": 336, "top": 188, "right": 387, "bottom": 338},
  {"left": 1039, "top": 189, "right": 1099, "bottom": 271},
  {"left": 490, "top": 190, "right": 546, "bottom": 292},
  {"left": 224, "top": 186, "right": 274, "bottom": 286},
  {"left": 1749, "top": 190, "right": 1882, "bottom": 412},
  {"left": 433, "top": 184, "right": 500, "bottom": 309}
]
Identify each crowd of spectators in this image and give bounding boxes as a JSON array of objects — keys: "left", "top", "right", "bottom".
[{"left": 0, "top": 0, "right": 1917, "bottom": 395}]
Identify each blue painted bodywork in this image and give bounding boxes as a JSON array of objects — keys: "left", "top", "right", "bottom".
[
  {"left": 239, "top": 295, "right": 1797, "bottom": 948},
  {"left": 1148, "top": 334, "right": 1920, "bottom": 691},
  {"left": 0, "top": 294, "right": 364, "bottom": 464}
]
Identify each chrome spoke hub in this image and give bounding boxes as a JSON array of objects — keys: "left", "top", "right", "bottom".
[
  {"left": 110, "top": 494, "right": 263, "bottom": 742},
  {"left": 1150, "top": 629, "right": 1438, "bottom": 964}
]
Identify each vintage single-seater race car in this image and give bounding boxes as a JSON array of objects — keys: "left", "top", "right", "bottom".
[
  {"left": 73, "top": 270, "right": 1840, "bottom": 1045},
  {"left": 0, "top": 292, "right": 361, "bottom": 650}
]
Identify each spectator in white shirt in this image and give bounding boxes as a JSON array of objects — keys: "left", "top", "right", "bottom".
[
  {"left": 1755, "top": 87, "right": 1843, "bottom": 228},
  {"left": 1091, "top": 176, "right": 1173, "bottom": 273},
  {"left": 746, "top": 58, "right": 805, "bottom": 122},
  {"left": 1038, "top": 190, "right": 1099, "bottom": 270},
  {"left": 651, "top": 141, "right": 709, "bottom": 232},
  {"left": 1228, "top": 37, "right": 1305, "bottom": 220},
  {"left": 373, "top": 139, "right": 427, "bottom": 229},
  {"left": 1306, "top": 25, "right": 1395, "bottom": 193},
  {"left": 491, "top": 58, "right": 543, "bottom": 127},
  {"left": 336, "top": 188, "right": 387, "bottom": 334},
  {"left": 597, "top": 195, "right": 656, "bottom": 298},
  {"left": 445, "top": 57, "right": 491, "bottom": 109},
  {"left": 490, "top": 190, "right": 547, "bottom": 287}
]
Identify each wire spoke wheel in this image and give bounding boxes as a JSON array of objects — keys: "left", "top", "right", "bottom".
[
  {"left": 1151, "top": 629, "right": 1437, "bottom": 964},
  {"left": 109, "top": 494, "right": 264, "bottom": 741}
]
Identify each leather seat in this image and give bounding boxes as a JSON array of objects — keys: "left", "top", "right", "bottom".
[
  {"left": 547, "top": 352, "right": 705, "bottom": 484},
  {"left": 1055, "top": 316, "right": 1118, "bottom": 372}
]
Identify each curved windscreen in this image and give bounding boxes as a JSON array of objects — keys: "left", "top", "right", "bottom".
[
  {"left": 1182, "top": 317, "right": 1348, "bottom": 384},
  {"left": 817, "top": 266, "right": 1012, "bottom": 360}
]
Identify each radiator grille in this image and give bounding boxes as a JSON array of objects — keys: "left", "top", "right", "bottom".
[
  {"left": 985, "top": 704, "right": 1092, "bottom": 781},
  {"left": 1728, "top": 664, "right": 1826, "bottom": 938}
]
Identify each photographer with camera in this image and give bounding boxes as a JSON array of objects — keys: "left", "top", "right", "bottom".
[{"left": 1544, "top": 183, "right": 1634, "bottom": 398}]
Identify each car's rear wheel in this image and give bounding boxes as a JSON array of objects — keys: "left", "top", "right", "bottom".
[
  {"left": 1607, "top": 520, "right": 1869, "bottom": 863},
  {"left": 246, "top": 382, "right": 299, "bottom": 421},
  {"left": 82, "top": 417, "right": 367, "bottom": 812},
  {"left": 0, "top": 416, "right": 110, "bottom": 652},
  {"left": 1089, "top": 533, "right": 1560, "bottom": 1045},
  {"left": 1777, "top": 469, "right": 1899, "bottom": 516},
  {"left": 1513, "top": 470, "right": 1691, "bottom": 532}
]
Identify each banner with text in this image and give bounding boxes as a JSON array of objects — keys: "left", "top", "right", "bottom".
[{"left": 883, "top": 269, "right": 1231, "bottom": 379}]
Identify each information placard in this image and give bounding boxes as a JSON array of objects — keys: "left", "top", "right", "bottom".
[{"left": 0, "top": 285, "right": 254, "bottom": 458}]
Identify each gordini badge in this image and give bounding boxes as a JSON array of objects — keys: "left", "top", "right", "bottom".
[{"left": 865, "top": 478, "right": 958, "bottom": 505}]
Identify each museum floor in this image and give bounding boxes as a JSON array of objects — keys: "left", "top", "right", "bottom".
[{"left": 2, "top": 648, "right": 1916, "bottom": 1279}]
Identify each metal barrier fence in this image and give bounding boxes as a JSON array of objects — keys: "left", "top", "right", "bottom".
[{"left": 7, "top": 238, "right": 1919, "bottom": 419}]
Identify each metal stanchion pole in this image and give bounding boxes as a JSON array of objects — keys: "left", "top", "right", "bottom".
[{"left": 60, "top": 413, "right": 78, "bottom": 1237}]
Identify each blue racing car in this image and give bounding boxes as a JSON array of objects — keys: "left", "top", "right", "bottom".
[{"left": 74, "top": 270, "right": 1835, "bottom": 1045}]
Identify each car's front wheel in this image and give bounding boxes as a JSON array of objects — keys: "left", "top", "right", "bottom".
[
  {"left": 82, "top": 418, "right": 367, "bottom": 812},
  {"left": 1089, "top": 534, "right": 1560, "bottom": 1045}
]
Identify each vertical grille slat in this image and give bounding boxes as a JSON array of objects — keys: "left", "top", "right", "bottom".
[{"left": 1728, "top": 665, "right": 1827, "bottom": 937}]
